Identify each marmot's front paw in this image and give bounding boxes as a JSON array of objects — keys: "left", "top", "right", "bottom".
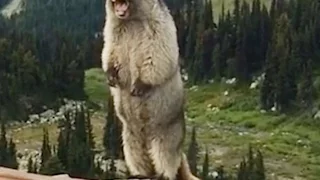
[
  {"left": 130, "top": 78, "right": 152, "bottom": 97},
  {"left": 106, "top": 64, "right": 120, "bottom": 87}
]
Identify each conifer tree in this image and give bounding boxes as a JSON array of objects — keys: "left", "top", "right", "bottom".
[
  {"left": 201, "top": 147, "right": 209, "bottom": 180},
  {"left": 237, "top": 158, "right": 247, "bottom": 180},
  {"left": 298, "top": 58, "right": 315, "bottom": 108},
  {"left": 212, "top": 44, "right": 222, "bottom": 80},
  {"left": 40, "top": 155, "right": 65, "bottom": 176},
  {"left": 274, "top": 13, "right": 297, "bottom": 111},
  {"left": 85, "top": 107, "right": 95, "bottom": 151},
  {"left": 57, "top": 110, "right": 72, "bottom": 171},
  {"left": 67, "top": 104, "right": 95, "bottom": 179},
  {"left": 103, "top": 96, "right": 123, "bottom": 159},
  {"left": 215, "top": 165, "right": 228, "bottom": 180},
  {"left": 254, "top": 150, "right": 266, "bottom": 180},
  {"left": 0, "top": 120, "right": 8, "bottom": 166},
  {"left": 7, "top": 138, "right": 18, "bottom": 169},
  {"left": 233, "top": 0, "right": 240, "bottom": 26},
  {"left": 247, "top": 145, "right": 254, "bottom": 179},
  {"left": 234, "top": 8, "right": 248, "bottom": 82},
  {"left": 187, "top": 126, "right": 199, "bottom": 176},
  {"left": 40, "top": 128, "right": 52, "bottom": 174}
]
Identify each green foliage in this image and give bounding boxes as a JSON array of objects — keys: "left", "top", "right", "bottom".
[
  {"left": 40, "top": 155, "right": 65, "bottom": 176},
  {"left": 201, "top": 147, "right": 210, "bottom": 180},
  {"left": 236, "top": 146, "right": 266, "bottom": 180},
  {"left": 6, "top": 138, "right": 18, "bottom": 169},
  {"left": 39, "top": 128, "right": 52, "bottom": 173},
  {"left": 103, "top": 96, "right": 123, "bottom": 159},
  {"left": 84, "top": 68, "right": 110, "bottom": 104},
  {"left": 0, "top": 0, "right": 105, "bottom": 121},
  {"left": 187, "top": 126, "right": 200, "bottom": 176},
  {"left": 66, "top": 104, "right": 96, "bottom": 179},
  {"left": 0, "top": 120, "right": 18, "bottom": 169}
]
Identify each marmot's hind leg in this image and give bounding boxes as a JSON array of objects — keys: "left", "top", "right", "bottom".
[
  {"left": 148, "top": 116, "right": 185, "bottom": 180},
  {"left": 122, "top": 128, "right": 155, "bottom": 178}
]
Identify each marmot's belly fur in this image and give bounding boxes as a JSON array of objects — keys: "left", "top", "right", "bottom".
[{"left": 111, "top": 70, "right": 185, "bottom": 177}]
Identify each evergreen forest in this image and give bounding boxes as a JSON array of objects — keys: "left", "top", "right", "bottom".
[{"left": 0, "top": 0, "right": 320, "bottom": 179}]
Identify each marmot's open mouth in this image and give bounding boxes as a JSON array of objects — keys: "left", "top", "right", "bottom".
[{"left": 112, "top": 0, "right": 130, "bottom": 19}]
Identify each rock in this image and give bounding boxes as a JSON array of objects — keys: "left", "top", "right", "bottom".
[
  {"left": 210, "top": 171, "right": 218, "bottom": 178},
  {"left": 189, "top": 85, "right": 198, "bottom": 91},
  {"left": 314, "top": 111, "right": 320, "bottom": 119},
  {"left": 28, "top": 114, "right": 39, "bottom": 123},
  {"left": 250, "top": 81, "right": 259, "bottom": 89},
  {"left": 211, "top": 107, "right": 220, "bottom": 113},
  {"left": 225, "top": 77, "right": 236, "bottom": 85},
  {"left": 260, "top": 109, "right": 267, "bottom": 113},
  {"left": 40, "top": 109, "right": 55, "bottom": 118},
  {"left": 223, "top": 91, "right": 229, "bottom": 96}
]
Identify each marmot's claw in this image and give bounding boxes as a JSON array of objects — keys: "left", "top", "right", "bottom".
[{"left": 106, "top": 65, "right": 120, "bottom": 87}]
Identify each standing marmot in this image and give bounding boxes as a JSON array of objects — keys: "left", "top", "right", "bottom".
[{"left": 101, "top": 0, "right": 200, "bottom": 180}]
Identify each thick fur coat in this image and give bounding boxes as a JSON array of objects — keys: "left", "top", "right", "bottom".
[{"left": 101, "top": 1, "right": 199, "bottom": 180}]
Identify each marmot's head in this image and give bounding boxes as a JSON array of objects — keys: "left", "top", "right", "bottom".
[
  {"left": 110, "top": 0, "right": 131, "bottom": 19},
  {"left": 107, "top": 0, "right": 168, "bottom": 20}
]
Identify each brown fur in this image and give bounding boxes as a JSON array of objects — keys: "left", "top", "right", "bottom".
[{"left": 101, "top": 1, "right": 200, "bottom": 180}]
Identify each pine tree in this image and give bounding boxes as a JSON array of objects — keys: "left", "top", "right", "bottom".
[
  {"left": 237, "top": 158, "right": 247, "bottom": 180},
  {"left": 39, "top": 127, "right": 52, "bottom": 173},
  {"left": 247, "top": 145, "right": 254, "bottom": 180},
  {"left": 57, "top": 110, "right": 72, "bottom": 171},
  {"left": 260, "top": 46, "right": 275, "bottom": 110},
  {"left": 85, "top": 107, "right": 95, "bottom": 150},
  {"left": 103, "top": 96, "right": 123, "bottom": 159},
  {"left": 67, "top": 104, "right": 95, "bottom": 179},
  {"left": 187, "top": 126, "right": 199, "bottom": 176},
  {"left": 274, "top": 13, "right": 297, "bottom": 111},
  {"left": 40, "top": 155, "right": 65, "bottom": 176},
  {"left": 201, "top": 147, "right": 209, "bottom": 180},
  {"left": 234, "top": 8, "right": 249, "bottom": 82},
  {"left": 7, "top": 138, "right": 18, "bottom": 169},
  {"left": 233, "top": 0, "right": 240, "bottom": 25},
  {"left": 254, "top": 150, "right": 266, "bottom": 180},
  {"left": 298, "top": 58, "right": 314, "bottom": 108},
  {"left": 212, "top": 44, "right": 222, "bottom": 79},
  {"left": 216, "top": 165, "right": 228, "bottom": 180},
  {"left": 0, "top": 120, "right": 8, "bottom": 166}
]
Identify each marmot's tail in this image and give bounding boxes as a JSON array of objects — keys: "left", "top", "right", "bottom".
[{"left": 176, "top": 153, "right": 201, "bottom": 180}]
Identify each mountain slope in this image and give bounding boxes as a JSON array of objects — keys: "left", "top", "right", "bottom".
[{"left": 6, "top": 68, "right": 320, "bottom": 180}]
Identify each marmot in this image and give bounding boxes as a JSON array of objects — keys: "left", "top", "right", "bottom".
[{"left": 101, "top": 0, "right": 200, "bottom": 180}]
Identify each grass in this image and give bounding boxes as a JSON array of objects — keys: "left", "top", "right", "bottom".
[
  {"left": 7, "top": 68, "right": 320, "bottom": 180},
  {"left": 185, "top": 83, "right": 320, "bottom": 180},
  {"left": 84, "top": 68, "right": 110, "bottom": 103}
]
